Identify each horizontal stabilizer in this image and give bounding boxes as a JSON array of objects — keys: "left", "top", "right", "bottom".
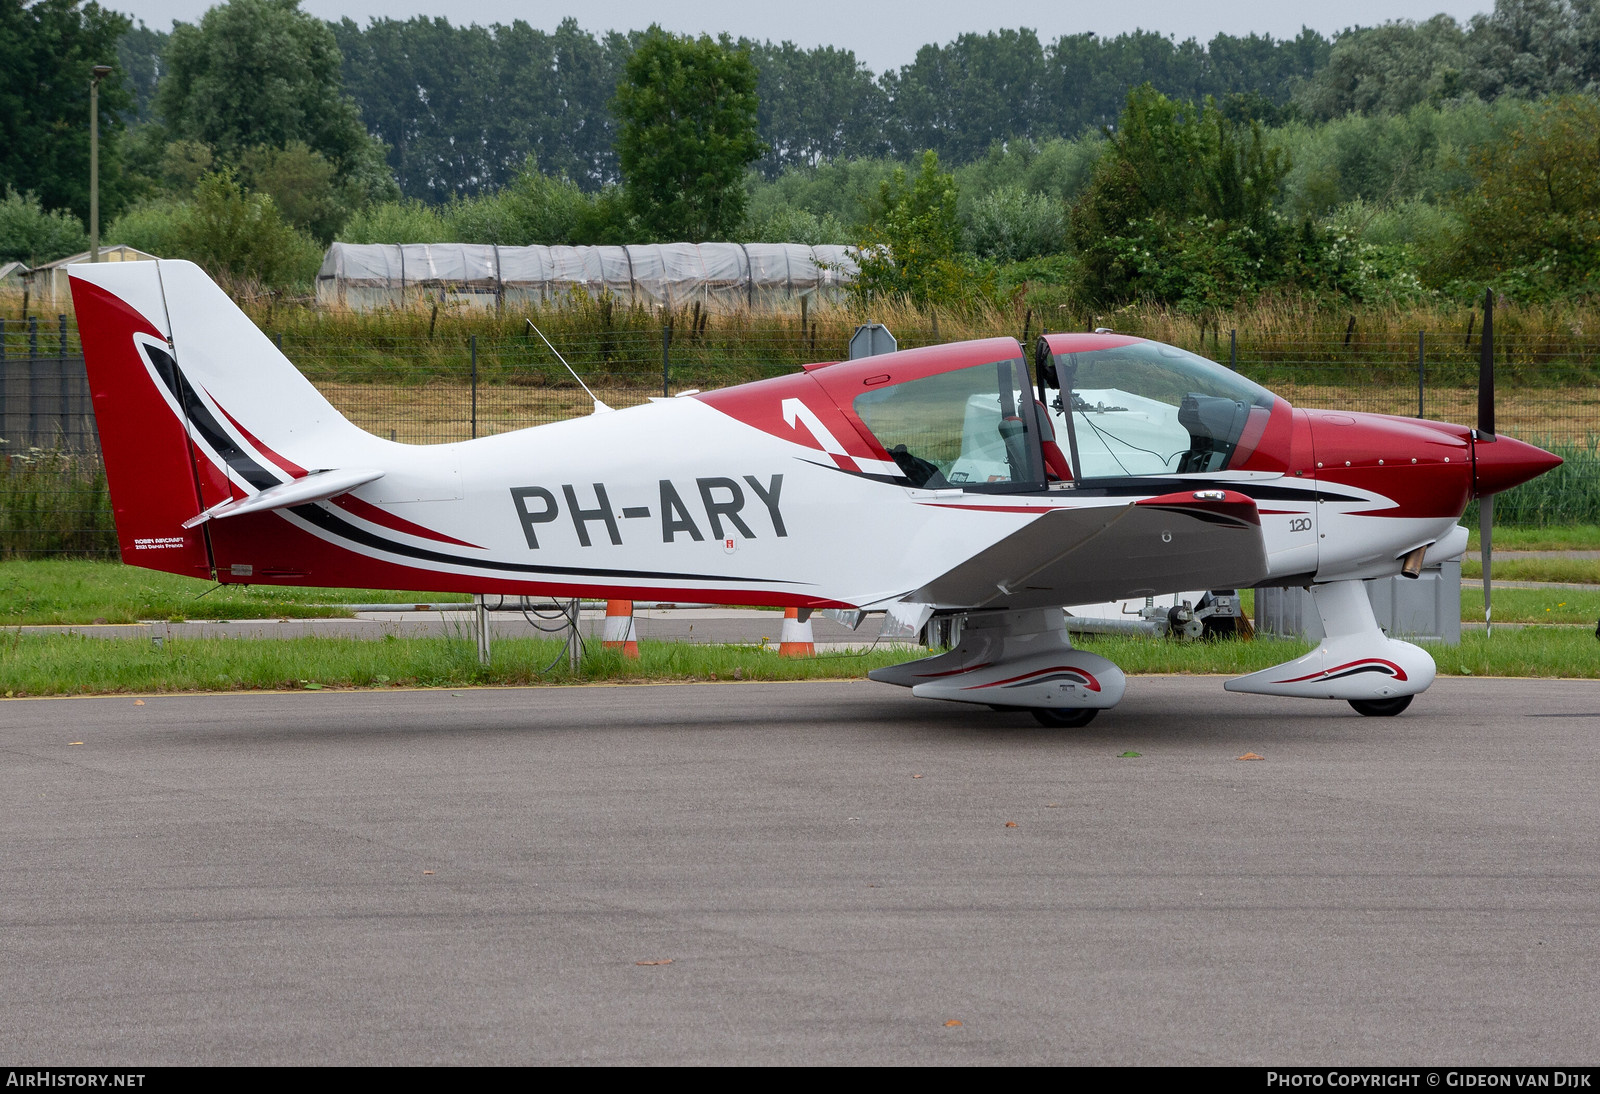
[
  {"left": 181, "top": 468, "right": 385, "bottom": 528},
  {"left": 913, "top": 490, "right": 1269, "bottom": 610}
]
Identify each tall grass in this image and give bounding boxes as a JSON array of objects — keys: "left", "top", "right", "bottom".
[
  {"left": 0, "top": 443, "right": 116, "bottom": 558},
  {"left": 1464, "top": 436, "right": 1600, "bottom": 527}
]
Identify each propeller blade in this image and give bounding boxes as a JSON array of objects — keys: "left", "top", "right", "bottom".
[
  {"left": 1480, "top": 494, "right": 1494, "bottom": 637},
  {"left": 1478, "top": 288, "right": 1495, "bottom": 637},
  {"left": 1479, "top": 288, "right": 1495, "bottom": 439}
]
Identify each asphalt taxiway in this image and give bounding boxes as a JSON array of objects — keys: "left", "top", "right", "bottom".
[{"left": 2, "top": 677, "right": 1597, "bottom": 1065}]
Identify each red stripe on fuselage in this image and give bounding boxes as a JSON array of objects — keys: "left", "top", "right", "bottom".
[
  {"left": 203, "top": 507, "right": 853, "bottom": 608},
  {"left": 208, "top": 390, "right": 483, "bottom": 549}
]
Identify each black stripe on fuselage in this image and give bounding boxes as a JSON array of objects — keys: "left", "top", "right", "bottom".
[
  {"left": 287, "top": 503, "right": 794, "bottom": 584},
  {"left": 144, "top": 343, "right": 791, "bottom": 586},
  {"left": 144, "top": 343, "right": 281, "bottom": 491}
]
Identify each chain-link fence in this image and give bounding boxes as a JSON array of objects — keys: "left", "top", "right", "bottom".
[{"left": 5, "top": 316, "right": 1599, "bottom": 559}]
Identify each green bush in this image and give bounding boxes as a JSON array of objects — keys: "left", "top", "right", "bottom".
[
  {"left": 105, "top": 196, "right": 190, "bottom": 256},
  {"left": 1274, "top": 99, "right": 1519, "bottom": 219},
  {"left": 744, "top": 158, "right": 903, "bottom": 235},
  {"left": 953, "top": 135, "right": 1105, "bottom": 214},
  {"left": 175, "top": 171, "right": 323, "bottom": 288},
  {"left": 1440, "top": 96, "right": 1600, "bottom": 300},
  {"left": 741, "top": 205, "right": 851, "bottom": 245},
  {"left": 337, "top": 199, "right": 453, "bottom": 245},
  {"left": 852, "top": 150, "right": 988, "bottom": 311},
  {"left": 0, "top": 190, "right": 88, "bottom": 265},
  {"left": 963, "top": 184, "right": 1066, "bottom": 262},
  {"left": 105, "top": 173, "right": 323, "bottom": 290}
]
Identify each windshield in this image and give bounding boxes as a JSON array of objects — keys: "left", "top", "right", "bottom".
[
  {"left": 1039, "top": 341, "right": 1276, "bottom": 479},
  {"left": 853, "top": 357, "right": 1043, "bottom": 489}
]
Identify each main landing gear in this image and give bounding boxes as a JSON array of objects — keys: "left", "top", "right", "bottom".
[
  {"left": 869, "top": 608, "right": 1125, "bottom": 726},
  {"left": 1225, "top": 579, "right": 1435, "bottom": 714},
  {"left": 872, "top": 578, "right": 1436, "bottom": 724}
]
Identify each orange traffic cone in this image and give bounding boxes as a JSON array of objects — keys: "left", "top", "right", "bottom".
[
  {"left": 777, "top": 606, "right": 815, "bottom": 657},
  {"left": 602, "top": 599, "right": 639, "bottom": 658}
]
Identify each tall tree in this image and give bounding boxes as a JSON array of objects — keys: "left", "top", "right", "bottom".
[
  {"left": 613, "top": 27, "right": 765, "bottom": 241},
  {"left": 1467, "top": 0, "right": 1600, "bottom": 99},
  {"left": 745, "top": 40, "right": 887, "bottom": 176},
  {"left": 158, "top": 0, "right": 375, "bottom": 176},
  {"left": 1446, "top": 95, "right": 1600, "bottom": 293},
  {"left": 0, "top": 0, "right": 132, "bottom": 225},
  {"left": 115, "top": 19, "right": 168, "bottom": 125},
  {"left": 335, "top": 16, "right": 627, "bottom": 201},
  {"left": 1294, "top": 17, "right": 1472, "bottom": 120},
  {"left": 852, "top": 150, "right": 972, "bottom": 309},
  {"left": 886, "top": 29, "right": 1049, "bottom": 163}
]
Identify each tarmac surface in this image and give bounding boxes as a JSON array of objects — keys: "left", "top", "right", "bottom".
[{"left": 2, "top": 676, "right": 1597, "bottom": 1065}]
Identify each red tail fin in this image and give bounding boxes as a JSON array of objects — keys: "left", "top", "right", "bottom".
[{"left": 70, "top": 272, "right": 214, "bottom": 578}]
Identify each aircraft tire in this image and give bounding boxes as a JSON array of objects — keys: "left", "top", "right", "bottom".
[
  {"left": 1348, "top": 695, "right": 1414, "bottom": 717},
  {"left": 1031, "top": 707, "right": 1098, "bottom": 728}
]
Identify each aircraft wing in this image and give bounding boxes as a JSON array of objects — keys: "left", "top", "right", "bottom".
[{"left": 911, "top": 490, "right": 1269, "bottom": 611}]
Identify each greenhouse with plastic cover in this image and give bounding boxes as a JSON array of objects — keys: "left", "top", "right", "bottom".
[{"left": 316, "top": 242, "right": 862, "bottom": 313}]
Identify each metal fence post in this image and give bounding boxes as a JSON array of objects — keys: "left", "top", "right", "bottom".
[
  {"left": 1229, "top": 328, "right": 1237, "bottom": 371},
  {"left": 470, "top": 333, "right": 477, "bottom": 439},
  {"left": 0, "top": 318, "right": 7, "bottom": 446},
  {"left": 28, "top": 315, "right": 38, "bottom": 446},
  {"left": 1417, "top": 330, "right": 1425, "bottom": 419},
  {"left": 57, "top": 314, "right": 70, "bottom": 445},
  {"left": 662, "top": 324, "right": 671, "bottom": 398}
]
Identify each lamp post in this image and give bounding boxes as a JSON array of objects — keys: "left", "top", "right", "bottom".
[{"left": 89, "top": 64, "right": 112, "bottom": 263}]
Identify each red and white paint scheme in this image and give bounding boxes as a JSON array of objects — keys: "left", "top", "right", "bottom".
[{"left": 71, "top": 260, "right": 1561, "bottom": 724}]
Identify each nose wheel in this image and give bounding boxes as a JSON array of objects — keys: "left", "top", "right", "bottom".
[{"left": 1349, "top": 695, "right": 1413, "bottom": 717}]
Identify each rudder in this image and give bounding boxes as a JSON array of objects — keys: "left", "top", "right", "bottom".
[{"left": 69, "top": 259, "right": 374, "bottom": 577}]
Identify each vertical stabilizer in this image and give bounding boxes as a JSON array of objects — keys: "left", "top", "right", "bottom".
[
  {"left": 69, "top": 259, "right": 377, "bottom": 577},
  {"left": 70, "top": 262, "right": 212, "bottom": 576}
]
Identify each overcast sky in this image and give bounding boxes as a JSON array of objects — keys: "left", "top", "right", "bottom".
[{"left": 118, "top": 0, "right": 1496, "bottom": 74}]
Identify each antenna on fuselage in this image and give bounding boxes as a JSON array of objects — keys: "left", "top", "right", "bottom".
[{"left": 527, "top": 320, "right": 612, "bottom": 414}]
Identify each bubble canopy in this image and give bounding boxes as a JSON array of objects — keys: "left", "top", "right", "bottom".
[{"left": 1035, "top": 337, "right": 1279, "bottom": 481}]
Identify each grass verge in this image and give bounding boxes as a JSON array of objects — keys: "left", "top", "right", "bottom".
[
  {"left": 0, "top": 559, "right": 467, "bottom": 625},
  {"left": 1461, "top": 586, "right": 1600, "bottom": 624},
  {"left": 6, "top": 560, "right": 1600, "bottom": 628},
  {"left": 1460, "top": 557, "right": 1600, "bottom": 583},
  {"left": 0, "top": 635, "right": 922, "bottom": 697},
  {"left": 3, "top": 629, "right": 1598, "bottom": 698},
  {"left": 1466, "top": 525, "right": 1600, "bottom": 551}
]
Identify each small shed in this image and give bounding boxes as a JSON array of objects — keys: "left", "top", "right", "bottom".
[
  {"left": 316, "top": 242, "right": 862, "bottom": 313},
  {"left": 24, "top": 245, "right": 158, "bottom": 307}
]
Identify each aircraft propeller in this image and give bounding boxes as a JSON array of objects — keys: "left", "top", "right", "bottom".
[{"left": 1478, "top": 288, "right": 1495, "bottom": 637}]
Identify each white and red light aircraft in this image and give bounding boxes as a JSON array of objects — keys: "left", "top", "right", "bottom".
[{"left": 70, "top": 260, "right": 1560, "bottom": 724}]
